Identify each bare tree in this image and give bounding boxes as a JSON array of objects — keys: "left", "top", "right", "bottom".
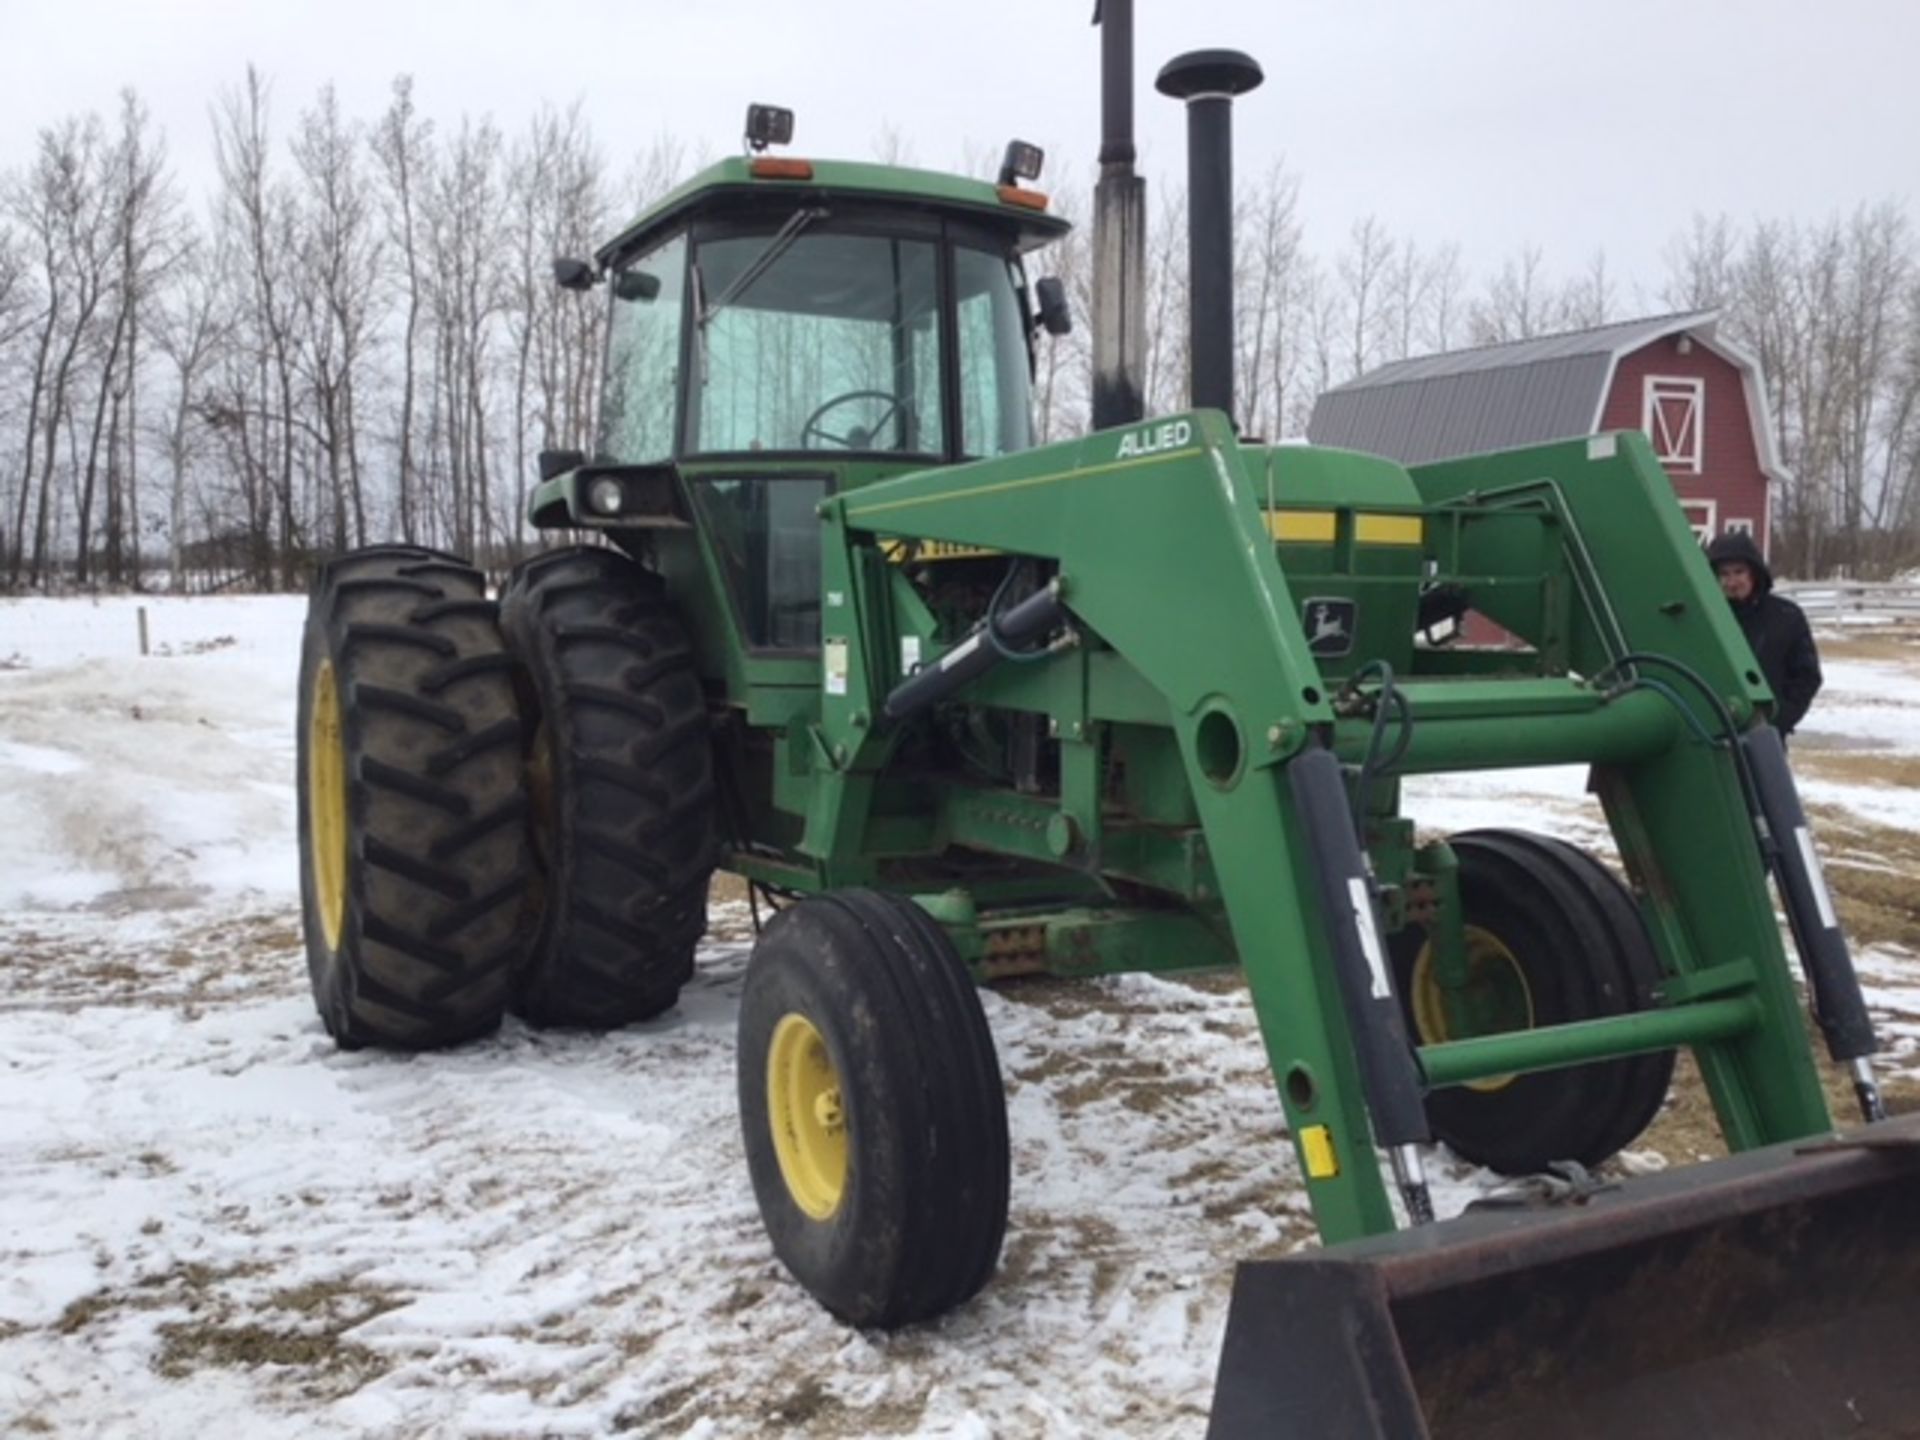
[
  {"left": 291, "top": 83, "right": 382, "bottom": 552},
  {"left": 1472, "top": 245, "right": 1564, "bottom": 344},
  {"left": 1882, "top": 272, "right": 1920, "bottom": 562},
  {"left": 150, "top": 231, "right": 228, "bottom": 587},
  {"left": 9, "top": 116, "right": 116, "bottom": 587},
  {"left": 1662, "top": 213, "right": 1739, "bottom": 311},
  {"left": 505, "top": 102, "right": 608, "bottom": 559},
  {"left": 212, "top": 67, "right": 304, "bottom": 586},
  {"left": 620, "top": 134, "right": 688, "bottom": 219},
  {"left": 1336, "top": 215, "right": 1395, "bottom": 379},
  {"left": 1682, "top": 205, "right": 1920, "bottom": 577},
  {"left": 869, "top": 123, "right": 917, "bottom": 168},
  {"left": 1033, "top": 177, "right": 1091, "bottom": 443},
  {"left": 1301, "top": 259, "right": 1344, "bottom": 414},
  {"left": 1235, "top": 161, "right": 1306, "bottom": 437},
  {"left": 1140, "top": 187, "right": 1188, "bottom": 415},
  {"left": 1419, "top": 243, "right": 1466, "bottom": 355},
  {"left": 1560, "top": 249, "right": 1614, "bottom": 330},
  {"left": 424, "top": 116, "right": 507, "bottom": 557},
  {"left": 5, "top": 68, "right": 1917, "bottom": 592},
  {"left": 1381, "top": 238, "right": 1432, "bottom": 364},
  {"left": 372, "top": 75, "right": 432, "bottom": 545},
  {"left": 75, "top": 92, "right": 182, "bottom": 585},
  {"left": 0, "top": 220, "right": 31, "bottom": 349}
]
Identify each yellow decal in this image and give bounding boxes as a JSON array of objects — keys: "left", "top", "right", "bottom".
[
  {"left": 1267, "top": 511, "right": 1425, "bottom": 547},
  {"left": 1300, "top": 1124, "right": 1340, "bottom": 1179},
  {"left": 879, "top": 538, "right": 1000, "bottom": 564}
]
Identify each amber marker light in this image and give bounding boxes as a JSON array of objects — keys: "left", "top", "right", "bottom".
[{"left": 751, "top": 157, "right": 815, "bottom": 180}]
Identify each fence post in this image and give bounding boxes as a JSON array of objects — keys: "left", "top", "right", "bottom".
[{"left": 137, "top": 606, "right": 150, "bottom": 657}]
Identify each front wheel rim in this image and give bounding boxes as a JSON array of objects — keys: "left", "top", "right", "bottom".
[
  {"left": 1411, "top": 924, "right": 1535, "bottom": 1093},
  {"left": 767, "top": 1013, "right": 849, "bottom": 1220}
]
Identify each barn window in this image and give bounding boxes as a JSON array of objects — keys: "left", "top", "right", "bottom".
[
  {"left": 1680, "top": 500, "right": 1716, "bottom": 543},
  {"left": 1643, "top": 376, "right": 1704, "bottom": 472},
  {"left": 1724, "top": 517, "right": 1754, "bottom": 537}
]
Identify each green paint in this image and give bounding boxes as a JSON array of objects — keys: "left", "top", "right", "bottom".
[
  {"left": 1421, "top": 997, "right": 1763, "bottom": 1089},
  {"left": 528, "top": 158, "right": 1844, "bottom": 1249}
]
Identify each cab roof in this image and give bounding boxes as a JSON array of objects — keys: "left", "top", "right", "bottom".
[{"left": 594, "top": 155, "right": 1070, "bottom": 269}]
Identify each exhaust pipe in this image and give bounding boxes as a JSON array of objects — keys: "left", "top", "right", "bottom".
[
  {"left": 1091, "top": 1, "right": 1147, "bottom": 431},
  {"left": 1156, "top": 49, "right": 1264, "bottom": 422}
]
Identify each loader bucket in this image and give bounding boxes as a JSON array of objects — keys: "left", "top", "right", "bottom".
[{"left": 1208, "top": 1113, "right": 1920, "bottom": 1439}]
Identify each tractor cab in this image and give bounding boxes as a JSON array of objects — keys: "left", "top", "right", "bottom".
[{"left": 529, "top": 109, "right": 1069, "bottom": 685}]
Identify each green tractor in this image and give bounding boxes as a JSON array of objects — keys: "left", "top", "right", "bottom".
[{"left": 295, "top": 28, "right": 1920, "bottom": 1437}]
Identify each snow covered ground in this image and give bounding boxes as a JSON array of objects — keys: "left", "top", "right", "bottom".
[{"left": 1, "top": 596, "right": 1916, "bottom": 1438}]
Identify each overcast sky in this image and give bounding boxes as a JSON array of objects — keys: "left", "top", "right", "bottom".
[{"left": 3, "top": 0, "right": 1916, "bottom": 299}]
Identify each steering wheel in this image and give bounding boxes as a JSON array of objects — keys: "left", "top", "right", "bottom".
[{"left": 801, "top": 389, "right": 906, "bottom": 450}]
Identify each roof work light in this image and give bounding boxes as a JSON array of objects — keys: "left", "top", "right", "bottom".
[{"left": 746, "top": 104, "right": 795, "bottom": 152}]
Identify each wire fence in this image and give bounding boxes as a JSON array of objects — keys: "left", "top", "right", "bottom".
[
  {"left": 1777, "top": 582, "right": 1920, "bottom": 624},
  {"left": 0, "top": 594, "right": 306, "bottom": 669}
]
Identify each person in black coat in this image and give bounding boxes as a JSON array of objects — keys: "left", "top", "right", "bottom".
[{"left": 1706, "top": 531, "right": 1823, "bottom": 739}]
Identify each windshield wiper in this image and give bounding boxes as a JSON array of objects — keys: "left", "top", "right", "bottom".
[{"left": 699, "top": 206, "right": 828, "bottom": 330}]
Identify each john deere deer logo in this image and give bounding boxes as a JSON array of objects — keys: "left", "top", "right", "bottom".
[{"left": 1303, "top": 598, "right": 1357, "bottom": 657}]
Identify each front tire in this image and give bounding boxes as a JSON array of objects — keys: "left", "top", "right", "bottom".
[
  {"left": 1390, "top": 830, "right": 1674, "bottom": 1174},
  {"left": 296, "top": 546, "right": 532, "bottom": 1048},
  {"left": 738, "top": 890, "right": 1009, "bottom": 1329}
]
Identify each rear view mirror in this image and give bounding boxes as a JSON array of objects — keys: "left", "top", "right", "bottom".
[
  {"left": 1034, "top": 276, "right": 1072, "bottom": 337},
  {"left": 552, "top": 257, "right": 597, "bottom": 291},
  {"left": 538, "top": 448, "right": 585, "bottom": 482},
  {"left": 613, "top": 269, "right": 663, "bottom": 303}
]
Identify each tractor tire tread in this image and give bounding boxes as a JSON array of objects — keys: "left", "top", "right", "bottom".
[
  {"left": 500, "top": 544, "right": 715, "bottom": 1030},
  {"left": 297, "top": 548, "right": 531, "bottom": 1050},
  {"left": 738, "top": 889, "right": 1008, "bottom": 1329},
  {"left": 1394, "top": 830, "right": 1674, "bottom": 1174},
  {"left": 1496, "top": 832, "right": 1675, "bottom": 1161}
]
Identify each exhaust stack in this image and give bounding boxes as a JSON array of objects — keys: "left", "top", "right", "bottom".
[
  {"left": 1156, "top": 49, "right": 1263, "bottom": 422},
  {"left": 1091, "top": 1, "right": 1146, "bottom": 430}
]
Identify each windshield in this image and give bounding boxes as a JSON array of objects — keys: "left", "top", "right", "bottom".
[
  {"left": 597, "top": 223, "right": 1040, "bottom": 463},
  {"left": 693, "top": 230, "right": 944, "bottom": 456}
]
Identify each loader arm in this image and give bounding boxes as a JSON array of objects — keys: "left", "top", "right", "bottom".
[
  {"left": 821, "top": 408, "right": 1407, "bottom": 1238},
  {"left": 811, "top": 415, "right": 1844, "bottom": 1247}
]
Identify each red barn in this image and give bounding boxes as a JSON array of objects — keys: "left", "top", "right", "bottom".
[{"left": 1307, "top": 310, "right": 1785, "bottom": 554}]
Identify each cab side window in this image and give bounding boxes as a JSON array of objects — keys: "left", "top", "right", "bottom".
[{"left": 690, "top": 475, "right": 829, "bottom": 650}]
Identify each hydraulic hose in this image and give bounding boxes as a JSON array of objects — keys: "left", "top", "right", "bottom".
[{"left": 1592, "top": 651, "right": 1884, "bottom": 1123}]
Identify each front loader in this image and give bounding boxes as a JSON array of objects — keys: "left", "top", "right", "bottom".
[{"left": 293, "top": 23, "right": 1920, "bottom": 1438}]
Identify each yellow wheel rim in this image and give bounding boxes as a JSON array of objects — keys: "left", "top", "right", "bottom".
[
  {"left": 308, "top": 658, "right": 349, "bottom": 952},
  {"left": 1412, "top": 925, "right": 1535, "bottom": 1093},
  {"left": 767, "top": 1013, "right": 848, "bottom": 1220}
]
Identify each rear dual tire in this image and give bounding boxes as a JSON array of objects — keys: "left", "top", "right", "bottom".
[
  {"left": 297, "top": 543, "right": 715, "bottom": 1047},
  {"left": 499, "top": 545, "right": 716, "bottom": 1028},
  {"left": 296, "top": 546, "right": 531, "bottom": 1048}
]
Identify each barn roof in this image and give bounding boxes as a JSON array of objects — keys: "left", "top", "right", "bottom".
[{"left": 1306, "top": 309, "right": 1787, "bottom": 485}]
